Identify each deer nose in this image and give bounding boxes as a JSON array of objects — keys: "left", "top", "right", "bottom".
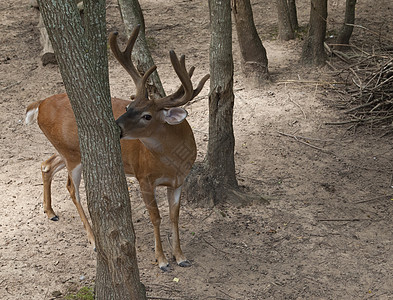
[{"left": 116, "top": 120, "right": 125, "bottom": 139}]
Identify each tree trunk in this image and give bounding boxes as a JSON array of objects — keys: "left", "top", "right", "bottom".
[
  {"left": 184, "top": 0, "right": 247, "bottom": 207},
  {"left": 287, "top": 0, "right": 299, "bottom": 31},
  {"left": 276, "top": 0, "right": 294, "bottom": 40},
  {"left": 301, "top": 0, "right": 327, "bottom": 66},
  {"left": 335, "top": 0, "right": 357, "bottom": 50},
  {"left": 207, "top": 0, "right": 237, "bottom": 190},
  {"left": 232, "top": 0, "right": 269, "bottom": 84},
  {"left": 117, "top": 0, "right": 165, "bottom": 99},
  {"left": 37, "top": 0, "right": 146, "bottom": 298}
]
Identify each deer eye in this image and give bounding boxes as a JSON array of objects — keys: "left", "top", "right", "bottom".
[{"left": 142, "top": 114, "right": 152, "bottom": 121}]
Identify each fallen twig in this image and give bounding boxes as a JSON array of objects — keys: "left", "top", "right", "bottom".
[
  {"left": 353, "top": 194, "right": 393, "bottom": 204},
  {"left": 349, "top": 67, "right": 362, "bottom": 89},
  {"left": 147, "top": 297, "right": 182, "bottom": 300},
  {"left": 1, "top": 81, "right": 21, "bottom": 92},
  {"left": 279, "top": 132, "right": 335, "bottom": 142},
  {"left": 287, "top": 94, "right": 307, "bottom": 119},
  {"left": 217, "top": 288, "right": 235, "bottom": 299},
  {"left": 316, "top": 218, "right": 369, "bottom": 222},
  {"left": 277, "top": 131, "right": 332, "bottom": 153},
  {"left": 277, "top": 80, "right": 346, "bottom": 85},
  {"left": 344, "top": 99, "right": 380, "bottom": 114},
  {"left": 326, "top": 115, "right": 393, "bottom": 126},
  {"left": 333, "top": 49, "right": 351, "bottom": 64},
  {"left": 201, "top": 237, "right": 232, "bottom": 255}
]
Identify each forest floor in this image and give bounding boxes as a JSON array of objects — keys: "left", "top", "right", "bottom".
[{"left": 1, "top": 0, "right": 393, "bottom": 299}]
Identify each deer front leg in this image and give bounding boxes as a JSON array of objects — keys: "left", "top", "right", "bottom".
[
  {"left": 167, "top": 186, "right": 190, "bottom": 267},
  {"left": 66, "top": 164, "right": 96, "bottom": 251},
  {"left": 139, "top": 179, "right": 169, "bottom": 271},
  {"left": 41, "top": 154, "right": 66, "bottom": 221}
]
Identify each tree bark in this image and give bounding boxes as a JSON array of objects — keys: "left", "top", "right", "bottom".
[
  {"left": 335, "top": 0, "right": 357, "bottom": 50},
  {"left": 301, "top": 0, "right": 327, "bottom": 66},
  {"left": 287, "top": 0, "right": 299, "bottom": 31},
  {"left": 232, "top": 0, "right": 269, "bottom": 84},
  {"left": 37, "top": 0, "right": 146, "bottom": 298},
  {"left": 276, "top": 0, "right": 294, "bottom": 40},
  {"left": 117, "top": 0, "right": 165, "bottom": 99}
]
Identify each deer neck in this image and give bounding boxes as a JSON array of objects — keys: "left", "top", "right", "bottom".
[
  {"left": 139, "top": 125, "right": 182, "bottom": 155},
  {"left": 139, "top": 123, "right": 195, "bottom": 167},
  {"left": 139, "top": 136, "right": 165, "bottom": 154}
]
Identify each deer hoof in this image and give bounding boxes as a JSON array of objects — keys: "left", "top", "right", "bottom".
[
  {"left": 178, "top": 260, "right": 191, "bottom": 267},
  {"left": 159, "top": 263, "right": 171, "bottom": 272},
  {"left": 50, "top": 215, "right": 59, "bottom": 221}
]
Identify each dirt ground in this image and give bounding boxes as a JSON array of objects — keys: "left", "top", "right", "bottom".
[{"left": 1, "top": 0, "right": 393, "bottom": 299}]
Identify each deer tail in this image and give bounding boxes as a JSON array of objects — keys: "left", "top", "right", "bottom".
[{"left": 25, "top": 100, "right": 43, "bottom": 125}]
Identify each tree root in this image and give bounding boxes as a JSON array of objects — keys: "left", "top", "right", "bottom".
[{"left": 183, "top": 162, "right": 269, "bottom": 207}]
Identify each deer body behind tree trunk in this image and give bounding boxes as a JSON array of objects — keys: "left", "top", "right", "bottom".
[{"left": 25, "top": 26, "right": 209, "bottom": 271}]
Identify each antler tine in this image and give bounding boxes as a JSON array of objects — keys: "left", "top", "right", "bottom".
[
  {"left": 124, "top": 26, "right": 140, "bottom": 59},
  {"left": 192, "top": 74, "right": 210, "bottom": 98},
  {"left": 159, "top": 66, "right": 196, "bottom": 103},
  {"left": 156, "top": 51, "right": 208, "bottom": 109},
  {"left": 109, "top": 28, "right": 140, "bottom": 84},
  {"left": 172, "top": 52, "right": 193, "bottom": 100},
  {"left": 109, "top": 25, "right": 157, "bottom": 99},
  {"left": 188, "top": 66, "right": 196, "bottom": 78}
]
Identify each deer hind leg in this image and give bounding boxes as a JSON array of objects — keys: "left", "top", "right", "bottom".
[
  {"left": 41, "top": 154, "right": 66, "bottom": 221},
  {"left": 139, "top": 179, "right": 169, "bottom": 271},
  {"left": 167, "top": 186, "right": 190, "bottom": 267},
  {"left": 66, "top": 164, "right": 96, "bottom": 251}
]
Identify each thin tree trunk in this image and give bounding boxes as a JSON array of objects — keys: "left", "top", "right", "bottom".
[
  {"left": 287, "top": 0, "right": 299, "bottom": 31},
  {"left": 276, "top": 0, "right": 294, "bottom": 40},
  {"left": 117, "top": 0, "right": 165, "bottom": 99},
  {"left": 37, "top": 0, "right": 146, "bottom": 298},
  {"left": 301, "top": 0, "right": 327, "bottom": 66},
  {"left": 183, "top": 0, "right": 268, "bottom": 208},
  {"left": 335, "top": 0, "right": 357, "bottom": 50},
  {"left": 232, "top": 0, "right": 269, "bottom": 83},
  {"left": 207, "top": 0, "right": 237, "bottom": 189},
  {"left": 183, "top": 0, "right": 241, "bottom": 207}
]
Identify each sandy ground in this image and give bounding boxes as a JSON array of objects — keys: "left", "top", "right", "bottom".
[{"left": 1, "top": 0, "right": 393, "bottom": 299}]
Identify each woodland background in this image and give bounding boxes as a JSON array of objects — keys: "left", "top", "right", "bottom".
[{"left": 1, "top": 0, "right": 393, "bottom": 299}]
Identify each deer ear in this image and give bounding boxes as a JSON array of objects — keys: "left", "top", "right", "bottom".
[{"left": 162, "top": 107, "right": 188, "bottom": 125}]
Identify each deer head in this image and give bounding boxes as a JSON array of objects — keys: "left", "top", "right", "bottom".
[{"left": 109, "top": 25, "right": 210, "bottom": 140}]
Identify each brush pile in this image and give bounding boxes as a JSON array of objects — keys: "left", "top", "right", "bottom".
[{"left": 329, "top": 45, "right": 393, "bottom": 130}]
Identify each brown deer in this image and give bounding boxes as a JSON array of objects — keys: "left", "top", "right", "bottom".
[{"left": 25, "top": 25, "right": 209, "bottom": 271}]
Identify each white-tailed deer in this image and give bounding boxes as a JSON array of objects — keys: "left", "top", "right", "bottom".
[{"left": 25, "top": 25, "right": 209, "bottom": 271}]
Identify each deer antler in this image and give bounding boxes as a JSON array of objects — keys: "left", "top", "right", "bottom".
[
  {"left": 110, "top": 25, "right": 209, "bottom": 108},
  {"left": 109, "top": 25, "right": 157, "bottom": 100},
  {"left": 155, "top": 51, "right": 210, "bottom": 109}
]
